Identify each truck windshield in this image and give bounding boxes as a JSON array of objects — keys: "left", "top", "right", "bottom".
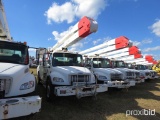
[
  {"left": 125, "top": 63, "right": 134, "bottom": 69},
  {"left": 0, "top": 41, "right": 28, "bottom": 65},
  {"left": 52, "top": 53, "right": 83, "bottom": 66},
  {"left": 112, "top": 61, "right": 126, "bottom": 68},
  {"left": 136, "top": 65, "right": 146, "bottom": 70},
  {"left": 93, "top": 58, "right": 111, "bottom": 68},
  {"left": 144, "top": 65, "right": 149, "bottom": 69}
]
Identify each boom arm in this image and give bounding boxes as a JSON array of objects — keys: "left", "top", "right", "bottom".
[
  {"left": 79, "top": 36, "right": 132, "bottom": 55},
  {"left": 116, "top": 54, "right": 142, "bottom": 61},
  {"left": 50, "top": 16, "right": 98, "bottom": 52},
  {"left": 0, "top": 0, "right": 11, "bottom": 40}
]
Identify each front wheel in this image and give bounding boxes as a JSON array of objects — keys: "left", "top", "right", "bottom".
[
  {"left": 46, "top": 79, "right": 55, "bottom": 102},
  {"left": 37, "top": 72, "right": 42, "bottom": 85},
  {"left": 115, "top": 88, "right": 123, "bottom": 91}
]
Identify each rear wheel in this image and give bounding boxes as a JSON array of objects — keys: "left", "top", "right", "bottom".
[
  {"left": 115, "top": 88, "right": 123, "bottom": 91},
  {"left": 46, "top": 78, "right": 55, "bottom": 102}
]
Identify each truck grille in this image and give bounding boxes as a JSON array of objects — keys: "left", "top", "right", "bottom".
[
  {"left": 151, "top": 71, "right": 156, "bottom": 77},
  {"left": 135, "top": 72, "right": 140, "bottom": 78},
  {"left": 111, "top": 74, "right": 122, "bottom": 81},
  {"left": 0, "top": 78, "right": 11, "bottom": 94},
  {"left": 145, "top": 72, "right": 150, "bottom": 76},
  {"left": 126, "top": 72, "right": 134, "bottom": 76},
  {"left": 71, "top": 75, "right": 90, "bottom": 82}
]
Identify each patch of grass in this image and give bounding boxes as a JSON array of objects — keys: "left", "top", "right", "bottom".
[{"left": 16, "top": 68, "right": 160, "bottom": 120}]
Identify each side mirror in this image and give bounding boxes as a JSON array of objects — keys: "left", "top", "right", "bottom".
[{"left": 85, "top": 64, "right": 91, "bottom": 69}]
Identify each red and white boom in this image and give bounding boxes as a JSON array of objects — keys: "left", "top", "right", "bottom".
[
  {"left": 80, "top": 36, "right": 132, "bottom": 56},
  {"left": 50, "top": 16, "right": 98, "bottom": 52},
  {"left": 135, "top": 60, "right": 154, "bottom": 65},
  {"left": 100, "top": 46, "right": 141, "bottom": 59},
  {"left": 116, "top": 54, "right": 142, "bottom": 61},
  {"left": 125, "top": 58, "right": 146, "bottom": 63},
  {"left": 100, "top": 46, "right": 139, "bottom": 56},
  {"left": 134, "top": 56, "right": 157, "bottom": 65},
  {"left": 124, "top": 55, "right": 154, "bottom": 63},
  {"left": 105, "top": 51, "right": 141, "bottom": 59}
]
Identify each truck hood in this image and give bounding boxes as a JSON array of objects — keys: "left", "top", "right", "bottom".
[
  {"left": 128, "top": 69, "right": 139, "bottom": 72},
  {"left": 0, "top": 63, "right": 28, "bottom": 77},
  {"left": 138, "top": 69, "right": 150, "bottom": 72},
  {"left": 94, "top": 68, "right": 122, "bottom": 74},
  {"left": 0, "top": 63, "right": 19, "bottom": 73},
  {"left": 52, "top": 66, "right": 91, "bottom": 75},
  {"left": 114, "top": 68, "right": 133, "bottom": 72}
]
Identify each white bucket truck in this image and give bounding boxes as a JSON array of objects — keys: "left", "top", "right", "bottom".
[
  {"left": 124, "top": 55, "right": 158, "bottom": 81},
  {"left": 135, "top": 64, "right": 157, "bottom": 80},
  {"left": 83, "top": 56, "right": 134, "bottom": 89},
  {"left": 80, "top": 36, "right": 136, "bottom": 88},
  {"left": 0, "top": 1, "right": 41, "bottom": 119},
  {"left": 0, "top": 41, "right": 41, "bottom": 119},
  {"left": 36, "top": 16, "right": 107, "bottom": 101},
  {"left": 102, "top": 45, "right": 142, "bottom": 84},
  {"left": 124, "top": 63, "right": 144, "bottom": 83},
  {"left": 110, "top": 60, "right": 136, "bottom": 86}
]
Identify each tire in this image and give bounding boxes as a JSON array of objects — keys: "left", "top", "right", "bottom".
[
  {"left": 37, "top": 72, "right": 42, "bottom": 85},
  {"left": 115, "top": 88, "right": 123, "bottom": 91},
  {"left": 46, "top": 78, "right": 55, "bottom": 102},
  {"left": 94, "top": 75, "right": 98, "bottom": 84}
]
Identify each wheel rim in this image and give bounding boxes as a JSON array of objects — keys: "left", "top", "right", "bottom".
[{"left": 47, "top": 85, "right": 50, "bottom": 98}]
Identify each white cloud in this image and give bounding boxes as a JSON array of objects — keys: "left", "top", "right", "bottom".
[
  {"left": 142, "top": 39, "right": 152, "bottom": 44},
  {"left": 103, "top": 36, "right": 112, "bottom": 43},
  {"left": 74, "top": 0, "right": 106, "bottom": 19},
  {"left": 44, "top": 2, "right": 75, "bottom": 24},
  {"left": 93, "top": 39, "right": 101, "bottom": 45},
  {"left": 92, "top": 36, "right": 112, "bottom": 46},
  {"left": 29, "top": 48, "right": 36, "bottom": 57},
  {"left": 150, "top": 19, "right": 160, "bottom": 37},
  {"left": 52, "top": 26, "right": 73, "bottom": 41},
  {"left": 153, "top": 54, "right": 160, "bottom": 60},
  {"left": 29, "top": 48, "right": 36, "bottom": 52},
  {"left": 130, "top": 38, "right": 152, "bottom": 47},
  {"left": 83, "top": 37, "right": 91, "bottom": 44},
  {"left": 69, "top": 42, "right": 83, "bottom": 52},
  {"left": 44, "top": 0, "right": 106, "bottom": 24},
  {"left": 48, "top": 38, "right": 52, "bottom": 41},
  {"left": 83, "top": 41, "right": 88, "bottom": 44},
  {"left": 143, "top": 46, "right": 160, "bottom": 52},
  {"left": 132, "top": 41, "right": 141, "bottom": 46}
]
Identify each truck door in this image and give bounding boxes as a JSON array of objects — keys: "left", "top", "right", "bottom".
[
  {"left": 42, "top": 53, "right": 52, "bottom": 83},
  {"left": 36, "top": 48, "right": 47, "bottom": 82}
]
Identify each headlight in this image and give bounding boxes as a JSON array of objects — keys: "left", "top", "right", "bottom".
[
  {"left": 53, "top": 77, "right": 64, "bottom": 82},
  {"left": 20, "top": 81, "right": 34, "bottom": 90},
  {"left": 99, "top": 75, "right": 107, "bottom": 80}
]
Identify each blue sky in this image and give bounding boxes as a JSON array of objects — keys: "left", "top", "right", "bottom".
[{"left": 3, "top": 0, "right": 160, "bottom": 60}]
